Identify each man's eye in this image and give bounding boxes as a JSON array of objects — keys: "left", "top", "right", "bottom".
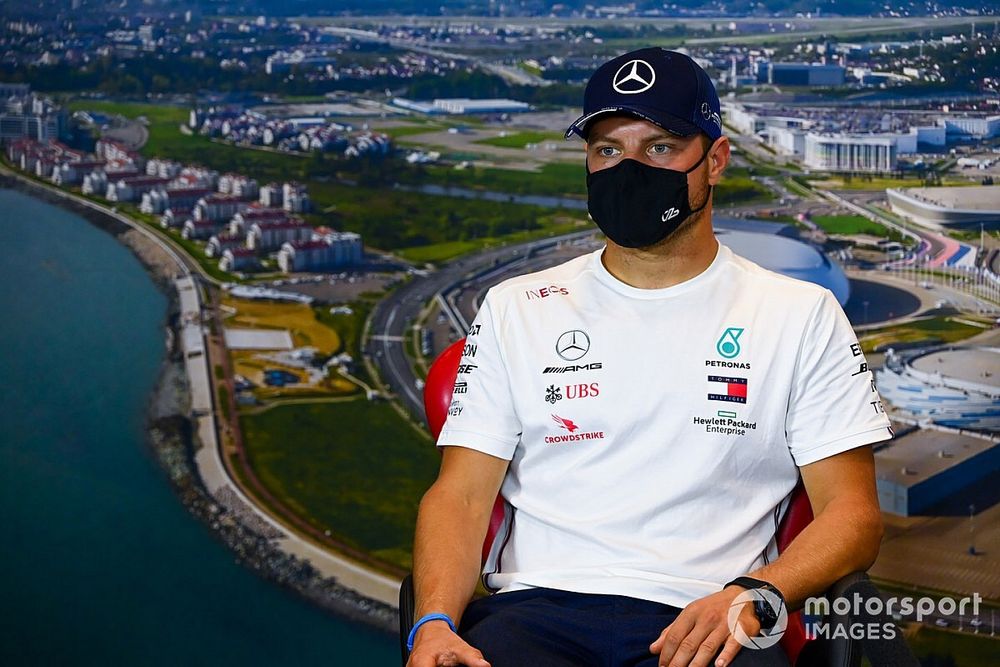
[
  {"left": 597, "top": 146, "right": 619, "bottom": 157},
  {"left": 649, "top": 144, "right": 672, "bottom": 155}
]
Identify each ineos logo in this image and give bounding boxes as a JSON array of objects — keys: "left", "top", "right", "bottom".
[
  {"left": 555, "top": 330, "right": 590, "bottom": 361},
  {"left": 612, "top": 59, "right": 656, "bottom": 95}
]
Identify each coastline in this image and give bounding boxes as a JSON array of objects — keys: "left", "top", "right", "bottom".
[{"left": 0, "top": 171, "right": 399, "bottom": 634}]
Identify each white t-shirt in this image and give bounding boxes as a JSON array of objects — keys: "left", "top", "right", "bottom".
[{"left": 437, "top": 241, "right": 892, "bottom": 608}]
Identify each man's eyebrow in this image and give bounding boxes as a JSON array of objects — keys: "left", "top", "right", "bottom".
[{"left": 588, "top": 131, "right": 684, "bottom": 145}]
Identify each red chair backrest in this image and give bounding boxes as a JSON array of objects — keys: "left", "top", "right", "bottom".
[
  {"left": 424, "top": 338, "right": 506, "bottom": 563},
  {"left": 423, "top": 337, "right": 814, "bottom": 664}
]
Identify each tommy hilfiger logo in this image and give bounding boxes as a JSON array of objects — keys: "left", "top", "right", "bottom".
[{"left": 708, "top": 375, "right": 748, "bottom": 404}]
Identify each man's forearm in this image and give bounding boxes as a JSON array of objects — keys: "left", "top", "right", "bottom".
[
  {"left": 747, "top": 495, "right": 882, "bottom": 609},
  {"left": 412, "top": 482, "right": 494, "bottom": 625}
]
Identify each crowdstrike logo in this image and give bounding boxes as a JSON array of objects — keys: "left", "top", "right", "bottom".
[
  {"left": 556, "top": 330, "right": 590, "bottom": 361},
  {"left": 728, "top": 589, "right": 788, "bottom": 650},
  {"left": 662, "top": 207, "right": 680, "bottom": 222},
  {"left": 545, "top": 414, "right": 605, "bottom": 444},
  {"left": 551, "top": 414, "right": 579, "bottom": 432},
  {"left": 612, "top": 59, "right": 656, "bottom": 94}
]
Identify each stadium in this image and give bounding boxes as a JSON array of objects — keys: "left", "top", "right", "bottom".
[
  {"left": 714, "top": 222, "right": 851, "bottom": 305},
  {"left": 886, "top": 186, "right": 1000, "bottom": 230},
  {"left": 876, "top": 346, "right": 1000, "bottom": 432}
]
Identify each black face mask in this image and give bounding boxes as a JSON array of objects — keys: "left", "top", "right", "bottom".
[{"left": 586, "top": 148, "right": 712, "bottom": 249}]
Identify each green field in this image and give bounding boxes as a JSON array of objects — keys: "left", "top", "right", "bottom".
[
  {"left": 240, "top": 400, "right": 438, "bottom": 570},
  {"left": 811, "top": 214, "right": 892, "bottom": 236},
  {"left": 905, "top": 625, "right": 1000, "bottom": 666},
  {"left": 858, "top": 316, "right": 990, "bottom": 352},
  {"left": 474, "top": 130, "right": 565, "bottom": 149},
  {"left": 397, "top": 217, "right": 588, "bottom": 264},
  {"left": 807, "top": 175, "right": 980, "bottom": 191}
]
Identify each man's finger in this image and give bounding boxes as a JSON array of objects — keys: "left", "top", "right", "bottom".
[
  {"left": 686, "top": 626, "right": 732, "bottom": 667},
  {"left": 454, "top": 644, "right": 491, "bottom": 667},
  {"left": 661, "top": 619, "right": 714, "bottom": 667},
  {"left": 712, "top": 634, "right": 745, "bottom": 667},
  {"left": 650, "top": 612, "right": 695, "bottom": 660}
]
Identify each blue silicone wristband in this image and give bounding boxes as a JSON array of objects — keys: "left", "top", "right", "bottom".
[{"left": 406, "top": 612, "right": 457, "bottom": 652}]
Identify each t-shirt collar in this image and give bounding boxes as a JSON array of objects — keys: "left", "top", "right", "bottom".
[{"left": 590, "top": 239, "right": 730, "bottom": 300}]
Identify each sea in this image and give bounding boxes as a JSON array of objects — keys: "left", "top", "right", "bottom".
[{"left": 0, "top": 188, "right": 397, "bottom": 665}]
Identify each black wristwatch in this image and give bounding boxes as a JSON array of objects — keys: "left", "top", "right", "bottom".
[{"left": 724, "top": 576, "right": 786, "bottom": 631}]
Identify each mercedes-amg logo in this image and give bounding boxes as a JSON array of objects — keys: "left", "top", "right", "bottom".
[
  {"left": 612, "top": 59, "right": 656, "bottom": 95},
  {"left": 556, "top": 330, "right": 590, "bottom": 361}
]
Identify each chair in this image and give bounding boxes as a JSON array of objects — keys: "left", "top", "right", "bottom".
[{"left": 401, "top": 338, "right": 917, "bottom": 666}]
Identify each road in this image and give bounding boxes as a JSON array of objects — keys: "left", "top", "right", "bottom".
[{"left": 366, "top": 230, "right": 597, "bottom": 420}]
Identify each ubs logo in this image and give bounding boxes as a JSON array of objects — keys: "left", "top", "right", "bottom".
[{"left": 556, "top": 330, "right": 590, "bottom": 361}]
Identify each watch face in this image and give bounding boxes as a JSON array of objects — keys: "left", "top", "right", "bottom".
[{"left": 753, "top": 598, "right": 780, "bottom": 631}]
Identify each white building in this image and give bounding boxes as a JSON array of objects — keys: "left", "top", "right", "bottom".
[
  {"left": 51, "top": 159, "right": 104, "bottom": 186},
  {"left": 205, "top": 233, "right": 244, "bottom": 258},
  {"left": 106, "top": 176, "right": 171, "bottom": 202},
  {"left": 803, "top": 133, "right": 897, "bottom": 173},
  {"left": 282, "top": 182, "right": 310, "bottom": 213},
  {"left": 247, "top": 221, "right": 313, "bottom": 251},
  {"left": 82, "top": 170, "right": 108, "bottom": 195},
  {"left": 193, "top": 195, "right": 247, "bottom": 222},
  {"left": 259, "top": 182, "right": 283, "bottom": 208},
  {"left": 160, "top": 207, "right": 192, "bottom": 229},
  {"left": 140, "top": 187, "right": 214, "bottom": 215},
  {"left": 182, "top": 219, "right": 220, "bottom": 240},
  {"left": 940, "top": 115, "right": 1000, "bottom": 139},
  {"left": 145, "top": 158, "right": 182, "bottom": 178},
  {"left": 0, "top": 88, "right": 64, "bottom": 141},
  {"left": 218, "top": 173, "right": 259, "bottom": 199},
  {"left": 219, "top": 247, "right": 258, "bottom": 272},
  {"left": 277, "top": 232, "right": 362, "bottom": 273},
  {"left": 877, "top": 347, "right": 1000, "bottom": 431},
  {"left": 229, "top": 206, "right": 291, "bottom": 236},
  {"left": 886, "top": 186, "right": 1000, "bottom": 230}
]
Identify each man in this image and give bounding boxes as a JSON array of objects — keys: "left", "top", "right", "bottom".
[{"left": 407, "top": 48, "right": 892, "bottom": 667}]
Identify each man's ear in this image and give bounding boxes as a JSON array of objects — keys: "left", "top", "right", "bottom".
[{"left": 708, "top": 136, "right": 731, "bottom": 186}]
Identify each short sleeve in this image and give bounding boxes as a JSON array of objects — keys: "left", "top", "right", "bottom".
[
  {"left": 436, "top": 292, "right": 522, "bottom": 460},
  {"left": 785, "top": 289, "right": 893, "bottom": 466}
]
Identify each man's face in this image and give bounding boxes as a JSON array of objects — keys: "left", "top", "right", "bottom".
[{"left": 585, "top": 115, "right": 718, "bottom": 229}]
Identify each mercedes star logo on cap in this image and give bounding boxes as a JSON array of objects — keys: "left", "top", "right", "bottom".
[
  {"left": 556, "top": 330, "right": 591, "bottom": 361},
  {"left": 612, "top": 59, "right": 656, "bottom": 94}
]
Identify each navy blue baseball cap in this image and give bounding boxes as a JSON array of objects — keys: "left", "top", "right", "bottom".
[{"left": 565, "top": 47, "right": 723, "bottom": 142}]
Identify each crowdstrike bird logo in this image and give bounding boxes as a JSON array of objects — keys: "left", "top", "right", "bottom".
[
  {"left": 556, "top": 330, "right": 591, "bottom": 361},
  {"left": 551, "top": 414, "right": 580, "bottom": 433},
  {"left": 612, "top": 59, "right": 656, "bottom": 94},
  {"left": 662, "top": 207, "right": 680, "bottom": 221}
]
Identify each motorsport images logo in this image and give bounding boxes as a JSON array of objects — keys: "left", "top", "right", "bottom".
[{"left": 728, "top": 588, "right": 788, "bottom": 650}]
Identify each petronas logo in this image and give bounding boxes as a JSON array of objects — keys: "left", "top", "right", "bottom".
[{"left": 716, "top": 327, "right": 744, "bottom": 359}]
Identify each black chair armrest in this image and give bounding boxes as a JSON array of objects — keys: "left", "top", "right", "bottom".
[
  {"left": 399, "top": 574, "right": 415, "bottom": 666},
  {"left": 799, "top": 572, "right": 919, "bottom": 667}
]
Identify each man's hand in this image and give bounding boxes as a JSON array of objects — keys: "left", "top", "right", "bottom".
[
  {"left": 649, "top": 586, "right": 759, "bottom": 667},
  {"left": 406, "top": 622, "right": 491, "bottom": 667}
]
